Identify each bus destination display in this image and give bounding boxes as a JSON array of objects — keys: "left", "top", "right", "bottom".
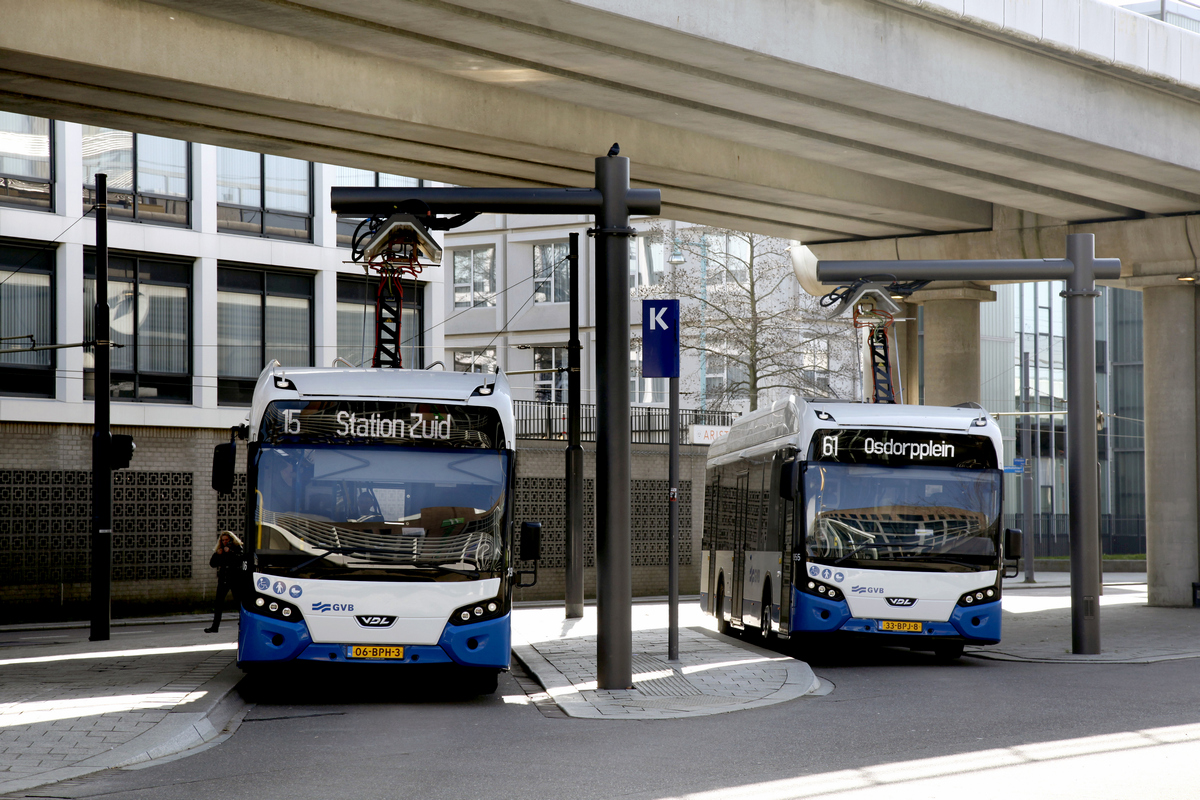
[
  {"left": 809, "top": 428, "right": 997, "bottom": 469},
  {"left": 260, "top": 400, "right": 502, "bottom": 449}
]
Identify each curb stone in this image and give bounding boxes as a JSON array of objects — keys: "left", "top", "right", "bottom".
[{"left": 0, "top": 662, "right": 247, "bottom": 796}]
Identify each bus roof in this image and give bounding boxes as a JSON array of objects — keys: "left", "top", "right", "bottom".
[
  {"left": 248, "top": 365, "right": 516, "bottom": 449},
  {"left": 708, "top": 396, "right": 1002, "bottom": 466}
]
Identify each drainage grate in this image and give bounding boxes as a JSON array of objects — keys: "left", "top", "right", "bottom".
[
  {"left": 633, "top": 696, "right": 741, "bottom": 709},
  {"left": 631, "top": 654, "right": 702, "bottom": 697}
]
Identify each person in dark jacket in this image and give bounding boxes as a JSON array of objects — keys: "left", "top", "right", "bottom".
[{"left": 205, "top": 530, "right": 243, "bottom": 633}]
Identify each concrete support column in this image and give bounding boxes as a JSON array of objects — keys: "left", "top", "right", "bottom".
[
  {"left": 56, "top": 243, "right": 84, "bottom": 403},
  {"left": 193, "top": 257, "right": 218, "bottom": 408},
  {"left": 892, "top": 301, "right": 920, "bottom": 405},
  {"left": 314, "top": 269, "right": 337, "bottom": 369},
  {"left": 1143, "top": 283, "right": 1199, "bottom": 607},
  {"left": 910, "top": 284, "right": 995, "bottom": 407}
]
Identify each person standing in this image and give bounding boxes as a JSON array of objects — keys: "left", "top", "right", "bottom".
[{"left": 205, "top": 530, "right": 243, "bottom": 633}]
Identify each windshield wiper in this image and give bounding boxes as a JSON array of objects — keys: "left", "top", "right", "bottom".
[
  {"left": 833, "top": 543, "right": 892, "bottom": 565},
  {"left": 884, "top": 554, "right": 985, "bottom": 569},
  {"left": 286, "top": 545, "right": 405, "bottom": 574}
]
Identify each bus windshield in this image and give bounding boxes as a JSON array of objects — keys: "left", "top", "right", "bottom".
[
  {"left": 804, "top": 463, "right": 1001, "bottom": 571},
  {"left": 254, "top": 445, "right": 510, "bottom": 580}
]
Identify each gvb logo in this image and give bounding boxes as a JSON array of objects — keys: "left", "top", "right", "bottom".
[{"left": 311, "top": 602, "right": 354, "bottom": 613}]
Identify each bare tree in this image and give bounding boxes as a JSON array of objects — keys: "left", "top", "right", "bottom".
[{"left": 636, "top": 225, "right": 857, "bottom": 412}]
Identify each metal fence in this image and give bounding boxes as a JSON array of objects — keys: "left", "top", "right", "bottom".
[
  {"left": 1002, "top": 513, "right": 1146, "bottom": 556},
  {"left": 513, "top": 399, "right": 738, "bottom": 444}
]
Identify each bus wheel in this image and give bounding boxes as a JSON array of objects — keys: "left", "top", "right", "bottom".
[
  {"left": 715, "top": 577, "right": 729, "bottom": 635},
  {"left": 759, "top": 588, "right": 775, "bottom": 645},
  {"left": 933, "top": 642, "right": 965, "bottom": 661}
]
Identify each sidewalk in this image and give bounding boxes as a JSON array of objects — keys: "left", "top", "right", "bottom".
[
  {"left": 0, "top": 619, "right": 246, "bottom": 796},
  {"left": 511, "top": 601, "right": 823, "bottom": 720},
  {"left": 983, "top": 572, "right": 1200, "bottom": 663}
]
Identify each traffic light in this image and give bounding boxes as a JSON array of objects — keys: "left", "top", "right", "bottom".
[{"left": 111, "top": 434, "right": 135, "bottom": 470}]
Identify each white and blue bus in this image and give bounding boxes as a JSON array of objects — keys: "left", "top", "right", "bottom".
[
  {"left": 701, "top": 398, "right": 1018, "bottom": 660},
  {"left": 213, "top": 364, "right": 535, "bottom": 693}
]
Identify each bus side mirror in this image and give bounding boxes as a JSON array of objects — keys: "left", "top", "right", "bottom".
[
  {"left": 520, "top": 522, "right": 542, "bottom": 562},
  {"left": 212, "top": 442, "right": 236, "bottom": 494},
  {"left": 1003, "top": 528, "right": 1022, "bottom": 578},
  {"left": 1004, "top": 528, "right": 1023, "bottom": 560},
  {"left": 780, "top": 460, "right": 800, "bottom": 501},
  {"left": 516, "top": 522, "right": 541, "bottom": 588}
]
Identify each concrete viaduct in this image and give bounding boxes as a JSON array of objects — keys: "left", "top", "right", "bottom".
[{"left": 1, "top": 0, "right": 1199, "bottom": 605}]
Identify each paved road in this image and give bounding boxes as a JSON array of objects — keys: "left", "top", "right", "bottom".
[{"left": 7, "top": 631, "right": 1199, "bottom": 800}]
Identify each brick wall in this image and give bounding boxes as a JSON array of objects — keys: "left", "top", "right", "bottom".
[
  {"left": 0, "top": 422, "right": 238, "bottom": 620},
  {"left": 0, "top": 423, "right": 708, "bottom": 620}
]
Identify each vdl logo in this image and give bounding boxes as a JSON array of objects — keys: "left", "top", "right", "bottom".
[
  {"left": 311, "top": 602, "right": 354, "bottom": 613},
  {"left": 886, "top": 597, "right": 917, "bottom": 607}
]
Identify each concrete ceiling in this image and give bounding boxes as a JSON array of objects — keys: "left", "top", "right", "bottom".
[{"left": 3, "top": 0, "right": 1200, "bottom": 243}]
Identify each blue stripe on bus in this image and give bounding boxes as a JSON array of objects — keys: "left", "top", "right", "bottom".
[
  {"left": 438, "top": 612, "right": 511, "bottom": 669},
  {"left": 789, "top": 591, "right": 1001, "bottom": 643},
  {"left": 237, "top": 609, "right": 312, "bottom": 664},
  {"left": 238, "top": 609, "right": 513, "bottom": 668},
  {"left": 791, "top": 587, "right": 852, "bottom": 632},
  {"left": 949, "top": 600, "right": 1001, "bottom": 643}
]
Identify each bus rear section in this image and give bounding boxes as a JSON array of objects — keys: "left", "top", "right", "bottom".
[
  {"left": 220, "top": 367, "right": 526, "bottom": 692},
  {"left": 701, "top": 398, "right": 1012, "bottom": 659}
]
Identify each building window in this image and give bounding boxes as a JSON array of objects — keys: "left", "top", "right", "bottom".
[
  {"left": 217, "top": 266, "right": 312, "bottom": 405},
  {"left": 0, "top": 241, "right": 55, "bottom": 397},
  {"left": 452, "top": 347, "right": 496, "bottom": 374},
  {"left": 629, "top": 235, "right": 665, "bottom": 290},
  {"left": 0, "top": 112, "right": 52, "bottom": 211},
  {"left": 703, "top": 343, "right": 748, "bottom": 405},
  {"left": 336, "top": 275, "right": 424, "bottom": 369},
  {"left": 452, "top": 246, "right": 496, "bottom": 308},
  {"left": 534, "top": 346, "right": 567, "bottom": 402},
  {"left": 533, "top": 242, "right": 570, "bottom": 303},
  {"left": 801, "top": 338, "right": 831, "bottom": 393},
  {"left": 217, "top": 148, "right": 311, "bottom": 241},
  {"left": 331, "top": 168, "right": 423, "bottom": 247},
  {"left": 629, "top": 349, "right": 666, "bottom": 404},
  {"left": 82, "top": 127, "right": 189, "bottom": 226},
  {"left": 703, "top": 231, "right": 750, "bottom": 286},
  {"left": 84, "top": 253, "right": 191, "bottom": 402}
]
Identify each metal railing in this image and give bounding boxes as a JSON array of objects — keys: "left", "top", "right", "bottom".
[
  {"left": 1002, "top": 513, "right": 1146, "bottom": 557},
  {"left": 513, "top": 399, "right": 738, "bottom": 443}
]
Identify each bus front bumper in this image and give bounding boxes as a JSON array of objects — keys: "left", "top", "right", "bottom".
[
  {"left": 791, "top": 589, "right": 1000, "bottom": 644},
  {"left": 237, "top": 610, "right": 511, "bottom": 669}
]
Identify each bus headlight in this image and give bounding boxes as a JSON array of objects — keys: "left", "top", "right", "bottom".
[
  {"left": 957, "top": 587, "right": 1000, "bottom": 606},
  {"left": 449, "top": 596, "right": 508, "bottom": 626},
  {"left": 801, "top": 579, "right": 842, "bottom": 602},
  {"left": 252, "top": 593, "right": 303, "bottom": 622}
]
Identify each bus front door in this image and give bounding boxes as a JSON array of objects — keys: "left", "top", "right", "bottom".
[{"left": 731, "top": 471, "right": 748, "bottom": 629}]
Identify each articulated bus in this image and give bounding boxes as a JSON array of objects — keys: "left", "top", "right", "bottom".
[
  {"left": 701, "top": 398, "right": 1018, "bottom": 660},
  {"left": 213, "top": 364, "right": 537, "bottom": 693}
]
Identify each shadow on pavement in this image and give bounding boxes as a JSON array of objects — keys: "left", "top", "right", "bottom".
[{"left": 236, "top": 662, "right": 500, "bottom": 706}]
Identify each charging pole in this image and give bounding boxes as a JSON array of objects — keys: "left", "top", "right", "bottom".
[
  {"left": 594, "top": 154, "right": 633, "bottom": 689},
  {"left": 817, "top": 233, "right": 1117, "bottom": 654},
  {"left": 90, "top": 173, "right": 112, "bottom": 643},
  {"left": 332, "top": 153, "right": 660, "bottom": 689}
]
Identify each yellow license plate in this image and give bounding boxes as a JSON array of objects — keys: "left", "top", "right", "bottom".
[
  {"left": 348, "top": 645, "right": 404, "bottom": 660},
  {"left": 880, "top": 620, "right": 923, "bottom": 632}
]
